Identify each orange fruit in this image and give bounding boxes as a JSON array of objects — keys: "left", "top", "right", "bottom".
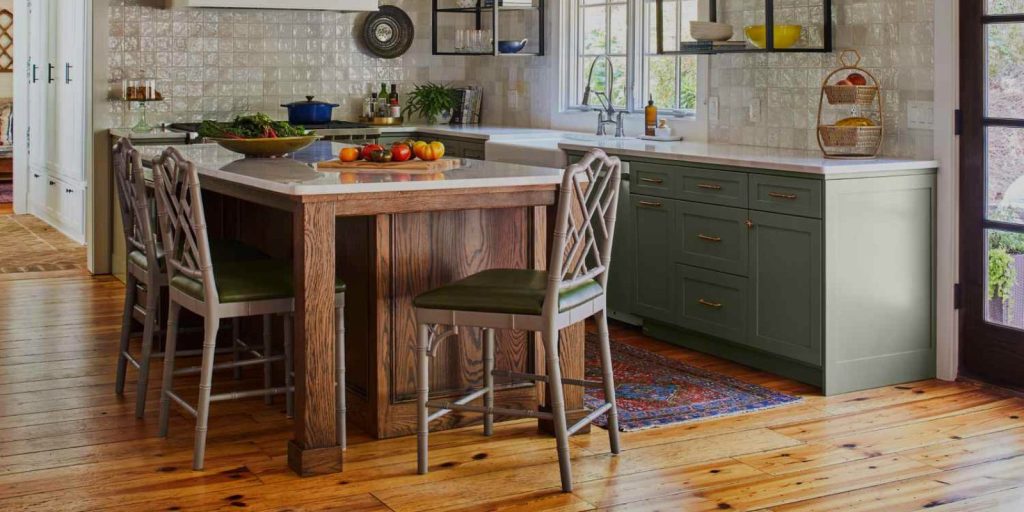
[
  {"left": 339, "top": 147, "right": 360, "bottom": 162},
  {"left": 836, "top": 117, "right": 876, "bottom": 127}
]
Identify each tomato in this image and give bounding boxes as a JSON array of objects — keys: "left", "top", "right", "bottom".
[
  {"left": 339, "top": 147, "right": 360, "bottom": 162},
  {"left": 369, "top": 149, "right": 393, "bottom": 163},
  {"left": 418, "top": 141, "right": 446, "bottom": 161},
  {"left": 360, "top": 144, "right": 384, "bottom": 161},
  {"left": 412, "top": 141, "right": 429, "bottom": 159},
  {"left": 391, "top": 143, "right": 413, "bottom": 162}
]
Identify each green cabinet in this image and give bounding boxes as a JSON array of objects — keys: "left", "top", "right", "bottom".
[
  {"left": 632, "top": 194, "right": 675, "bottom": 323},
  {"left": 746, "top": 210, "right": 822, "bottom": 366},
  {"left": 675, "top": 202, "right": 749, "bottom": 276}
]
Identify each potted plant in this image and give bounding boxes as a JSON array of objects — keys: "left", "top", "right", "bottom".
[{"left": 405, "top": 82, "right": 458, "bottom": 125}]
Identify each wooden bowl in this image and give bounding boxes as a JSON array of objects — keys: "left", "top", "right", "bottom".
[{"left": 209, "top": 136, "right": 319, "bottom": 158}]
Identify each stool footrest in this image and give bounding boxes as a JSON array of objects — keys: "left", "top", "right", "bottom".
[
  {"left": 568, "top": 403, "right": 613, "bottom": 436},
  {"left": 427, "top": 400, "right": 555, "bottom": 421},
  {"left": 173, "top": 354, "right": 285, "bottom": 376},
  {"left": 490, "top": 370, "right": 600, "bottom": 388},
  {"left": 166, "top": 390, "right": 197, "bottom": 418},
  {"left": 210, "top": 386, "right": 290, "bottom": 403}
]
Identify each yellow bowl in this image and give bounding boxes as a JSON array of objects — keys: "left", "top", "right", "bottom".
[{"left": 744, "top": 25, "right": 802, "bottom": 49}]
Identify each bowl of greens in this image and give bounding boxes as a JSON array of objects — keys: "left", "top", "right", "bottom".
[{"left": 198, "top": 114, "right": 320, "bottom": 158}]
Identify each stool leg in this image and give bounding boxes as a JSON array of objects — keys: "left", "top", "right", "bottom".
[
  {"left": 483, "top": 328, "right": 495, "bottom": 437},
  {"left": 158, "top": 302, "right": 181, "bottom": 438},
  {"left": 283, "top": 313, "right": 294, "bottom": 419},
  {"left": 336, "top": 298, "right": 346, "bottom": 450},
  {"left": 231, "top": 319, "right": 241, "bottom": 380},
  {"left": 416, "top": 323, "right": 430, "bottom": 474},
  {"left": 115, "top": 274, "right": 139, "bottom": 396},
  {"left": 544, "top": 325, "right": 573, "bottom": 493},
  {"left": 192, "top": 315, "right": 220, "bottom": 471},
  {"left": 596, "top": 311, "right": 621, "bottom": 454},
  {"left": 134, "top": 280, "right": 161, "bottom": 418},
  {"left": 262, "top": 315, "right": 273, "bottom": 405}
]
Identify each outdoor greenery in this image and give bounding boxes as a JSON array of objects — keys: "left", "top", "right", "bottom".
[{"left": 988, "top": 208, "right": 1024, "bottom": 316}]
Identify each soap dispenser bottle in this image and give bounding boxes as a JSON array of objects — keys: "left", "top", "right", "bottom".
[{"left": 645, "top": 96, "right": 658, "bottom": 136}]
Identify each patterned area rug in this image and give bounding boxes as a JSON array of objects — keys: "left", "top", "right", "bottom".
[
  {"left": 584, "top": 334, "right": 802, "bottom": 431},
  {"left": 0, "top": 182, "right": 11, "bottom": 204},
  {"left": 0, "top": 214, "right": 86, "bottom": 274}
]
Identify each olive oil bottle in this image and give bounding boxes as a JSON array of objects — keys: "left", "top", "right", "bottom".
[{"left": 645, "top": 96, "right": 658, "bottom": 136}]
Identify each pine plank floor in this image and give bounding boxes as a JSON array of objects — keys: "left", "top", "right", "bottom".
[{"left": 2, "top": 273, "right": 1024, "bottom": 511}]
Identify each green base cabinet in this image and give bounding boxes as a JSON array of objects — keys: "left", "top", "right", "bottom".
[{"left": 622, "top": 155, "right": 936, "bottom": 396}]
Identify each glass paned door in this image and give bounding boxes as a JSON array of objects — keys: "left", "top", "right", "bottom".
[{"left": 961, "top": 1, "right": 1024, "bottom": 386}]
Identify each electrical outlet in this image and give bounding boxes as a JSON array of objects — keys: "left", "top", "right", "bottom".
[
  {"left": 709, "top": 96, "right": 720, "bottom": 121},
  {"left": 749, "top": 98, "right": 761, "bottom": 123},
  {"left": 907, "top": 100, "right": 934, "bottom": 130}
]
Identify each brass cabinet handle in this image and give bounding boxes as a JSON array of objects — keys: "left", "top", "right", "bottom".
[
  {"left": 745, "top": 219, "right": 754, "bottom": 229},
  {"left": 638, "top": 200, "right": 663, "bottom": 208},
  {"left": 768, "top": 192, "right": 799, "bottom": 200},
  {"left": 698, "top": 299, "right": 723, "bottom": 309},
  {"left": 640, "top": 177, "right": 665, "bottom": 184},
  {"left": 697, "top": 234, "right": 722, "bottom": 242},
  {"left": 697, "top": 183, "right": 722, "bottom": 191}
]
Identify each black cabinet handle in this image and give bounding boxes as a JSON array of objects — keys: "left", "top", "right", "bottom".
[
  {"left": 48, "top": 63, "right": 55, "bottom": 84},
  {"left": 65, "top": 63, "right": 73, "bottom": 84},
  {"left": 31, "top": 64, "right": 38, "bottom": 83},
  {"left": 48, "top": 180, "right": 55, "bottom": 185},
  {"left": 32, "top": 173, "right": 40, "bottom": 178}
]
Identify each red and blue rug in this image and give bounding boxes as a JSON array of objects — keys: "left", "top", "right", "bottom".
[{"left": 584, "top": 335, "right": 802, "bottom": 431}]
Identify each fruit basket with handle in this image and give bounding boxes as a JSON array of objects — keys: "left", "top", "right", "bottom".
[{"left": 817, "top": 49, "right": 884, "bottom": 159}]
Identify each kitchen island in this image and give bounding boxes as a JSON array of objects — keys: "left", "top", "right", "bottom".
[{"left": 136, "top": 141, "right": 587, "bottom": 476}]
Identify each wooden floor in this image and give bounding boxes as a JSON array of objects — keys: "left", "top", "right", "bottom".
[{"left": 2, "top": 274, "right": 1024, "bottom": 511}]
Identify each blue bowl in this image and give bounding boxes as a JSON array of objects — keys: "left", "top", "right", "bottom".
[{"left": 498, "top": 38, "right": 528, "bottom": 54}]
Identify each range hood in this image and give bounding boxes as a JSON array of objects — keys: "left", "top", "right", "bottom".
[{"left": 166, "top": 0, "right": 378, "bottom": 10}]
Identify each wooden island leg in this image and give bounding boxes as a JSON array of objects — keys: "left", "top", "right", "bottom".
[{"left": 288, "top": 201, "right": 342, "bottom": 476}]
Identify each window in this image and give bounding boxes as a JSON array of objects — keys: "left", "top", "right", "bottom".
[{"left": 566, "top": 0, "right": 700, "bottom": 115}]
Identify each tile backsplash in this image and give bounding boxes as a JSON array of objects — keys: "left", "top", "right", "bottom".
[{"left": 107, "top": 0, "right": 465, "bottom": 127}]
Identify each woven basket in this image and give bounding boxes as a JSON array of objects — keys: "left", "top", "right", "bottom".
[
  {"left": 823, "top": 85, "right": 879, "bottom": 106},
  {"left": 818, "top": 125, "right": 882, "bottom": 155}
]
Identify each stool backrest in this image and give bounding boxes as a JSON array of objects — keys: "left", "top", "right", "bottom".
[
  {"left": 152, "top": 147, "right": 218, "bottom": 305},
  {"left": 112, "top": 138, "right": 159, "bottom": 272},
  {"left": 545, "top": 149, "right": 622, "bottom": 316}
]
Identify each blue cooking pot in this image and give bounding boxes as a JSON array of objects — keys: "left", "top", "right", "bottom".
[{"left": 281, "top": 96, "right": 339, "bottom": 125}]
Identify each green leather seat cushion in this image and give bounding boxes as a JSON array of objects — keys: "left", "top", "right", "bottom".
[
  {"left": 413, "top": 269, "right": 602, "bottom": 316},
  {"left": 171, "top": 259, "right": 345, "bottom": 304},
  {"left": 128, "top": 239, "right": 269, "bottom": 272}
]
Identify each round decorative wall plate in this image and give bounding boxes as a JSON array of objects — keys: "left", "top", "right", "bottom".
[{"left": 362, "top": 6, "right": 414, "bottom": 59}]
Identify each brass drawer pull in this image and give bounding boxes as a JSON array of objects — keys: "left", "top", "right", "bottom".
[
  {"left": 638, "top": 201, "right": 663, "bottom": 208},
  {"left": 768, "top": 192, "right": 799, "bottom": 200},
  {"left": 698, "top": 299, "right": 723, "bottom": 309},
  {"left": 697, "top": 183, "right": 722, "bottom": 191},
  {"left": 640, "top": 177, "right": 665, "bottom": 185},
  {"left": 697, "top": 234, "right": 722, "bottom": 242}
]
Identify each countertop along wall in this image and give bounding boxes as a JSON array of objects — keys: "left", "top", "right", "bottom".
[
  {"left": 105, "top": 0, "right": 467, "bottom": 128},
  {"left": 471, "top": 0, "right": 936, "bottom": 160}
]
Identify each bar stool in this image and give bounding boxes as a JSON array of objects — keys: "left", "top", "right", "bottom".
[
  {"left": 112, "top": 139, "right": 270, "bottom": 418},
  {"left": 412, "top": 149, "right": 623, "bottom": 492},
  {"left": 152, "top": 147, "right": 347, "bottom": 470}
]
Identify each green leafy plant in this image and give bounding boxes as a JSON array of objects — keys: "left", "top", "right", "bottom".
[
  {"left": 989, "top": 248, "right": 1017, "bottom": 317},
  {"left": 404, "top": 83, "right": 458, "bottom": 125}
]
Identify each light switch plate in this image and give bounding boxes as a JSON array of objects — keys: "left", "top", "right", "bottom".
[
  {"left": 709, "top": 96, "right": 720, "bottom": 121},
  {"left": 749, "top": 98, "right": 761, "bottom": 123},
  {"left": 907, "top": 100, "right": 934, "bottom": 130}
]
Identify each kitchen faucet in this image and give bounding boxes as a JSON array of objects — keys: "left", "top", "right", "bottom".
[{"left": 581, "top": 55, "right": 625, "bottom": 137}]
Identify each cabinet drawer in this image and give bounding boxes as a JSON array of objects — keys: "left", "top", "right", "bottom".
[
  {"left": 631, "top": 194, "right": 675, "bottom": 322},
  {"left": 675, "top": 202, "right": 749, "bottom": 276},
  {"left": 749, "top": 175, "right": 822, "bottom": 218},
  {"left": 674, "top": 264, "right": 747, "bottom": 344},
  {"left": 630, "top": 161, "right": 676, "bottom": 198},
  {"left": 677, "top": 167, "right": 747, "bottom": 208}
]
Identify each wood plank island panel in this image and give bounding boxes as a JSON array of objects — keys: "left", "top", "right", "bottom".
[{"left": 204, "top": 191, "right": 574, "bottom": 439}]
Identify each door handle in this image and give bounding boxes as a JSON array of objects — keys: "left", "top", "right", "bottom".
[
  {"left": 768, "top": 192, "right": 799, "bottom": 200},
  {"left": 31, "top": 64, "right": 38, "bottom": 83},
  {"left": 65, "top": 63, "right": 73, "bottom": 84},
  {"left": 697, "top": 183, "right": 722, "bottom": 191},
  {"left": 638, "top": 200, "right": 663, "bottom": 208},
  {"left": 697, "top": 299, "right": 723, "bottom": 309},
  {"left": 697, "top": 234, "right": 722, "bottom": 242},
  {"left": 640, "top": 177, "right": 664, "bottom": 185},
  {"left": 48, "top": 63, "right": 55, "bottom": 83},
  {"left": 48, "top": 180, "right": 55, "bottom": 186}
]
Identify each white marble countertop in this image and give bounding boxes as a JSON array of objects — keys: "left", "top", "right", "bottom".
[
  {"left": 557, "top": 139, "right": 940, "bottom": 175},
  {"left": 137, "top": 141, "right": 564, "bottom": 197}
]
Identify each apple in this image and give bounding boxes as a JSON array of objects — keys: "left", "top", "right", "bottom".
[{"left": 836, "top": 79, "right": 854, "bottom": 86}]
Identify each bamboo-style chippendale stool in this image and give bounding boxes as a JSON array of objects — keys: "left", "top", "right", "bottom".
[
  {"left": 112, "top": 139, "right": 268, "bottom": 418},
  {"left": 412, "top": 149, "right": 623, "bottom": 492},
  {"left": 151, "top": 147, "right": 348, "bottom": 469}
]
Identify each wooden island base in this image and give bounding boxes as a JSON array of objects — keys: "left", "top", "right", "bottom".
[{"left": 205, "top": 193, "right": 588, "bottom": 442}]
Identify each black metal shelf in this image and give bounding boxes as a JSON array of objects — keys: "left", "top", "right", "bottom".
[
  {"left": 432, "top": 0, "right": 545, "bottom": 57},
  {"left": 656, "top": 0, "right": 832, "bottom": 55}
]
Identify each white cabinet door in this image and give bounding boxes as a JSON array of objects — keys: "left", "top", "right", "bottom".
[
  {"left": 28, "top": 169, "right": 46, "bottom": 213},
  {"left": 54, "top": 0, "right": 85, "bottom": 181},
  {"left": 26, "top": 0, "right": 49, "bottom": 174}
]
